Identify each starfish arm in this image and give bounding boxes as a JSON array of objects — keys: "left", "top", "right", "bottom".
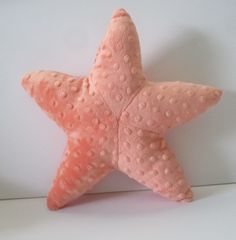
[
  {"left": 90, "top": 9, "right": 145, "bottom": 116},
  {"left": 122, "top": 82, "right": 222, "bottom": 134},
  {"left": 47, "top": 141, "right": 112, "bottom": 210},
  {"left": 21, "top": 70, "right": 86, "bottom": 129},
  {"left": 118, "top": 124, "right": 193, "bottom": 202}
]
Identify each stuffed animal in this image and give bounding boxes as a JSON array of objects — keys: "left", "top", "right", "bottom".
[{"left": 22, "top": 9, "right": 222, "bottom": 210}]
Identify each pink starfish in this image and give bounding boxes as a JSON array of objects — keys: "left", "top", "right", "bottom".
[{"left": 22, "top": 9, "right": 222, "bottom": 210}]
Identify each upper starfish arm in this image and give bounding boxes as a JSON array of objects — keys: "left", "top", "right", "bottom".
[
  {"left": 122, "top": 82, "right": 222, "bottom": 134},
  {"left": 90, "top": 9, "right": 145, "bottom": 116},
  {"left": 21, "top": 70, "right": 86, "bottom": 129}
]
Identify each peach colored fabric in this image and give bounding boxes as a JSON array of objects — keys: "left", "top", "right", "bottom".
[{"left": 22, "top": 9, "right": 222, "bottom": 210}]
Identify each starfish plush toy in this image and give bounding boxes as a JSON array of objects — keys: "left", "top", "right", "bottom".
[{"left": 22, "top": 9, "right": 222, "bottom": 210}]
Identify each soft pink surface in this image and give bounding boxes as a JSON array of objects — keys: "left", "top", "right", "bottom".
[{"left": 22, "top": 9, "right": 222, "bottom": 210}]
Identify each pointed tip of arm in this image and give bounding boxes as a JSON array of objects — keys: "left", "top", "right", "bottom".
[
  {"left": 206, "top": 87, "right": 222, "bottom": 104},
  {"left": 92, "top": 8, "right": 141, "bottom": 73},
  {"left": 21, "top": 71, "right": 38, "bottom": 95},
  {"left": 21, "top": 70, "right": 65, "bottom": 97},
  {"left": 112, "top": 8, "right": 130, "bottom": 19}
]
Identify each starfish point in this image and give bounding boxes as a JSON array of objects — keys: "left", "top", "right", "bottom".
[{"left": 22, "top": 9, "right": 222, "bottom": 210}]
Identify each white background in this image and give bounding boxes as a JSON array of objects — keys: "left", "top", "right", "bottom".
[{"left": 0, "top": 0, "right": 235, "bottom": 199}]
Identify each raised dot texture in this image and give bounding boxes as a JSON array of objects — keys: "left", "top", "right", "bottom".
[
  {"left": 160, "top": 140, "right": 166, "bottom": 149},
  {"left": 92, "top": 118, "right": 99, "bottom": 125},
  {"left": 71, "top": 86, "right": 79, "bottom": 92},
  {"left": 60, "top": 91, "right": 67, "bottom": 98},
  {"left": 162, "top": 153, "right": 168, "bottom": 160},
  {"left": 59, "top": 112, "right": 64, "bottom": 118},
  {"left": 182, "top": 102, "right": 188, "bottom": 109},
  {"left": 160, "top": 85, "right": 167, "bottom": 90},
  {"left": 120, "top": 74, "right": 126, "bottom": 82},
  {"left": 187, "top": 90, "right": 194, "bottom": 97},
  {"left": 84, "top": 107, "right": 91, "bottom": 113},
  {"left": 124, "top": 55, "right": 129, "bottom": 62},
  {"left": 152, "top": 107, "right": 158, "bottom": 113},
  {"left": 95, "top": 100, "right": 102, "bottom": 105},
  {"left": 136, "top": 158, "right": 143, "bottom": 163},
  {"left": 176, "top": 117, "right": 181, "bottom": 123},
  {"left": 125, "top": 156, "right": 131, "bottom": 162},
  {"left": 113, "top": 63, "right": 119, "bottom": 70},
  {"left": 78, "top": 97, "right": 84, "bottom": 103},
  {"left": 214, "top": 90, "right": 221, "bottom": 97},
  {"left": 88, "top": 177, "right": 93, "bottom": 183},
  {"left": 126, "top": 87, "right": 132, "bottom": 95},
  {"left": 105, "top": 50, "right": 112, "bottom": 58},
  {"left": 152, "top": 170, "right": 158, "bottom": 176},
  {"left": 142, "top": 91, "right": 150, "bottom": 97},
  {"left": 51, "top": 100, "right": 57, "bottom": 107},
  {"left": 52, "top": 72, "right": 58, "bottom": 77},
  {"left": 124, "top": 127, "right": 132, "bottom": 135},
  {"left": 100, "top": 163, "right": 106, "bottom": 168},
  {"left": 67, "top": 103, "right": 74, "bottom": 109},
  {"left": 108, "top": 83, "right": 113, "bottom": 89},
  {"left": 164, "top": 168, "right": 170, "bottom": 174},
  {"left": 131, "top": 67, "right": 137, "bottom": 74},
  {"left": 199, "top": 96, "right": 205, "bottom": 103},
  {"left": 137, "top": 143, "right": 144, "bottom": 150},
  {"left": 165, "top": 181, "right": 172, "bottom": 188},
  {"left": 150, "top": 143, "right": 157, "bottom": 149},
  {"left": 122, "top": 111, "right": 129, "bottom": 119},
  {"left": 177, "top": 193, "right": 185, "bottom": 200},
  {"left": 83, "top": 80, "right": 89, "bottom": 88},
  {"left": 99, "top": 123, "right": 106, "bottom": 130},
  {"left": 169, "top": 98, "right": 175, "bottom": 104},
  {"left": 165, "top": 110, "right": 172, "bottom": 118},
  {"left": 157, "top": 94, "right": 164, "bottom": 101},
  {"left": 138, "top": 102, "right": 146, "bottom": 109},
  {"left": 68, "top": 77, "right": 75, "bottom": 83},
  {"left": 54, "top": 81, "right": 61, "bottom": 87},
  {"left": 134, "top": 115, "right": 142, "bottom": 122},
  {"left": 128, "top": 36, "right": 133, "bottom": 41},
  {"left": 149, "top": 156, "right": 156, "bottom": 162},
  {"left": 124, "top": 142, "right": 130, "bottom": 148},
  {"left": 104, "top": 110, "right": 111, "bottom": 116},
  {"left": 100, "top": 150, "right": 106, "bottom": 156},
  {"left": 137, "top": 129, "right": 144, "bottom": 137},
  {"left": 115, "top": 94, "right": 122, "bottom": 102},
  {"left": 102, "top": 72, "right": 108, "bottom": 78},
  {"left": 139, "top": 170, "right": 145, "bottom": 176},
  {"left": 146, "top": 120, "right": 155, "bottom": 127}
]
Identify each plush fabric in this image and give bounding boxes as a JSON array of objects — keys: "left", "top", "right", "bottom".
[{"left": 22, "top": 9, "right": 222, "bottom": 210}]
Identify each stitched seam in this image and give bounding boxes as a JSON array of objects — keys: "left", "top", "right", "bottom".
[
  {"left": 117, "top": 82, "right": 146, "bottom": 169},
  {"left": 124, "top": 121, "right": 163, "bottom": 136},
  {"left": 93, "top": 77, "right": 146, "bottom": 169},
  {"left": 119, "top": 82, "right": 146, "bottom": 118},
  {"left": 92, "top": 82, "right": 119, "bottom": 167}
]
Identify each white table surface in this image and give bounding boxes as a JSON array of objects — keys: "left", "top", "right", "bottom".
[{"left": 0, "top": 184, "right": 236, "bottom": 240}]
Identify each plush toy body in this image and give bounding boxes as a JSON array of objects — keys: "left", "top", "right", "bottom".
[{"left": 22, "top": 9, "right": 222, "bottom": 210}]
